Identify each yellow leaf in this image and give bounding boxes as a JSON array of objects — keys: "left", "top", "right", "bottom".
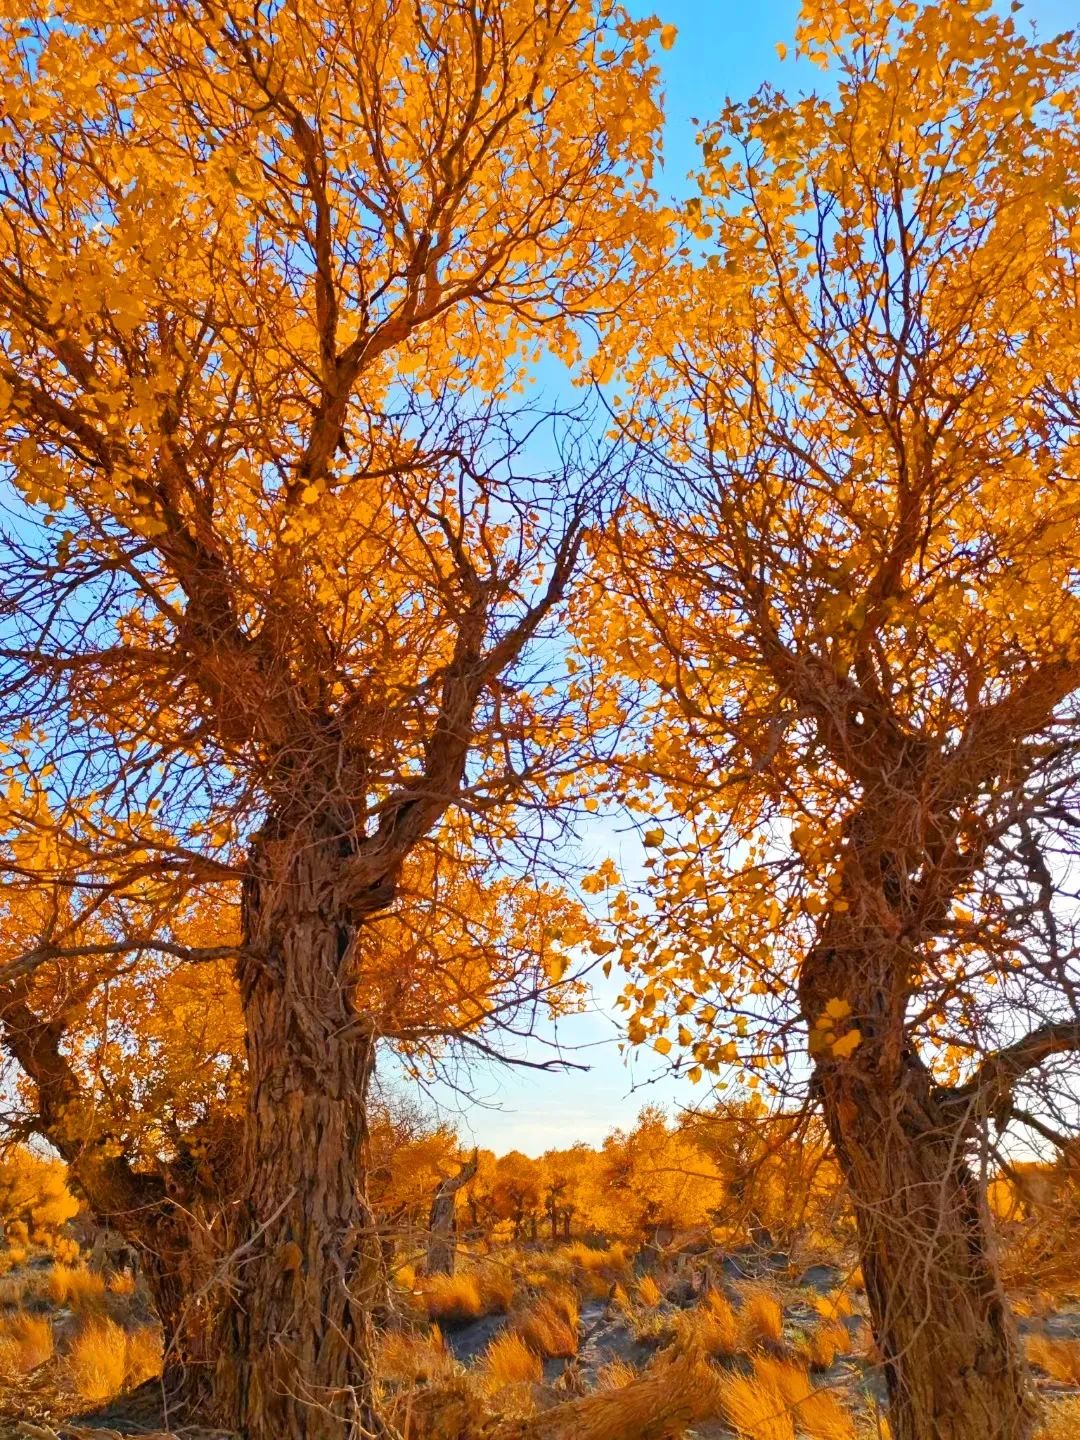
[
  {"left": 825, "top": 997, "right": 852, "bottom": 1020},
  {"left": 776, "top": 42, "right": 788, "bottom": 61},
  {"left": 660, "top": 24, "right": 677, "bottom": 51},
  {"left": 831, "top": 1028, "right": 862, "bottom": 1059},
  {"left": 653, "top": 1035, "right": 672, "bottom": 1055}
]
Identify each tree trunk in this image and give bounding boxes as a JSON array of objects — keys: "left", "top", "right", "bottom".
[
  {"left": 426, "top": 1151, "right": 478, "bottom": 1276},
  {"left": 805, "top": 941, "right": 1036, "bottom": 1440},
  {"left": 214, "top": 826, "right": 384, "bottom": 1440}
]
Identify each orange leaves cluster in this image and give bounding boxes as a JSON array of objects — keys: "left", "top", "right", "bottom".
[{"left": 587, "top": 0, "right": 1080, "bottom": 1087}]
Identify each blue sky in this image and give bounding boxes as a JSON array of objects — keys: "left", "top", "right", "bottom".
[{"left": 415, "top": 0, "right": 1079, "bottom": 1158}]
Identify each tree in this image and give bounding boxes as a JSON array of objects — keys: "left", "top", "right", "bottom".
[
  {"left": 597, "top": 3, "right": 1080, "bottom": 1437},
  {"left": 0, "top": 1, "right": 666, "bottom": 1434}
]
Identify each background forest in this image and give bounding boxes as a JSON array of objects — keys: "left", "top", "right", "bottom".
[{"left": 0, "top": 1, "right": 1078, "bottom": 1439}]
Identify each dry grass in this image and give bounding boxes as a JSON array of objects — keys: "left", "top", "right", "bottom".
[
  {"left": 804, "top": 1320, "right": 851, "bottom": 1370},
  {"left": 752, "top": 1355, "right": 855, "bottom": 1440},
  {"left": 421, "top": 1265, "right": 515, "bottom": 1324},
  {"left": 562, "top": 1241, "right": 630, "bottom": 1279},
  {"left": 476, "top": 1263, "right": 515, "bottom": 1314},
  {"left": 672, "top": 1289, "right": 740, "bottom": 1358},
  {"left": 46, "top": 1263, "right": 106, "bottom": 1310},
  {"left": 107, "top": 1268, "right": 138, "bottom": 1297},
  {"left": 124, "top": 1325, "right": 162, "bottom": 1387},
  {"left": 739, "top": 1286, "right": 786, "bottom": 1348},
  {"left": 595, "top": 1358, "right": 637, "bottom": 1390},
  {"left": 523, "top": 1351, "right": 723, "bottom": 1440},
  {"left": 1026, "top": 1334, "right": 1080, "bottom": 1386},
  {"left": 63, "top": 1317, "right": 161, "bottom": 1402},
  {"left": 423, "top": 1273, "right": 485, "bottom": 1324},
  {"left": 0, "top": 1272, "right": 27, "bottom": 1307},
  {"left": 0, "top": 1312, "right": 53, "bottom": 1373},
  {"left": 718, "top": 1356, "right": 855, "bottom": 1440},
  {"left": 514, "top": 1285, "right": 580, "bottom": 1359},
  {"left": 484, "top": 1331, "right": 543, "bottom": 1387},
  {"left": 378, "top": 1325, "right": 457, "bottom": 1385},
  {"left": 66, "top": 1318, "right": 129, "bottom": 1403},
  {"left": 813, "top": 1288, "right": 855, "bottom": 1321},
  {"left": 634, "top": 1272, "right": 663, "bottom": 1309},
  {"left": 716, "top": 1371, "right": 796, "bottom": 1440},
  {"left": 1037, "top": 1397, "right": 1080, "bottom": 1440}
]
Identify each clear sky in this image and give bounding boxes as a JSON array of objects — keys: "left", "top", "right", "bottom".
[{"left": 410, "top": 0, "right": 1079, "bottom": 1158}]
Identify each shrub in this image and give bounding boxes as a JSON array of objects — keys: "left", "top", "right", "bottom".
[
  {"left": 1026, "top": 1334, "right": 1080, "bottom": 1386},
  {"left": 67, "top": 1318, "right": 129, "bottom": 1403},
  {"left": 739, "top": 1286, "right": 785, "bottom": 1348},
  {"left": 484, "top": 1331, "right": 542, "bottom": 1387}
]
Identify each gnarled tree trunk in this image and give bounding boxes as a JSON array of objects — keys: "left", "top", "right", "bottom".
[
  {"left": 214, "top": 824, "right": 385, "bottom": 1440},
  {"left": 803, "top": 931, "right": 1036, "bottom": 1440},
  {"left": 426, "top": 1150, "right": 478, "bottom": 1277}
]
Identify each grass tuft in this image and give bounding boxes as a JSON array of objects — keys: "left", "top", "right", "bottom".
[
  {"left": 634, "top": 1272, "right": 663, "bottom": 1309},
  {"left": 739, "top": 1286, "right": 786, "bottom": 1348},
  {"left": 484, "top": 1330, "right": 542, "bottom": 1387},
  {"left": 46, "top": 1263, "right": 106, "bottom": 1310},
  {"left": 0, "top": 1312, "right": 53, "bottom": 1374},
  {"left": 514, "top": 1284, "right": 580, "bottom": 1359},
  {"left": 1026, "top": 1334, "right": 1080, "bottom": 1386},
  {"left": 66, "top": 1317, "right": 129, "bottom": 1403},
  {"left": 422, "top": 1272, "right": 485, "bottom": 1324},
  {"left": 1037, "top": 1397, "right": 1080, "bottom": 1440},
  {"left": 804, "top": 1319, "right": 851, "bottom": 1369}
]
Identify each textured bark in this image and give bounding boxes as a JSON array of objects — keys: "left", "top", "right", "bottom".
[
  {"left": 803, "top": 931, "right": 1036, "bottom": 1440},
  {"left": 214, "top": 825, "right": 385, "bottom": 1440}
]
